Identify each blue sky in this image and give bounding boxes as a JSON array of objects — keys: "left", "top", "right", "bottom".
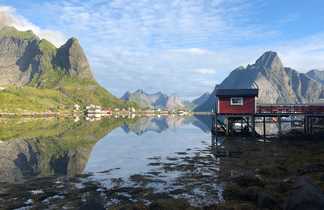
[{"left": 1, "top": 0, "right": 324, "bottom": 99}]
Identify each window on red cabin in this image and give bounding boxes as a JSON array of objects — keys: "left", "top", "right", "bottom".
[{"left": 230, "top": 97, "right": 243, "bottom": 106}]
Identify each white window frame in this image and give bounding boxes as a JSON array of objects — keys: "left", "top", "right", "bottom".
[{"left": 230, "top": 97, "right": 244, "bottom": 106}]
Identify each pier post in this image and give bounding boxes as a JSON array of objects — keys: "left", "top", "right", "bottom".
[
  {"left": 310, "top": 117, "right": 313, "bottom": 135},
  {"left": 224, "top": 117, "right": 229, "bottom": 136},
  {"left": 278, "top": 116, "right": 282, "bottom": 137},
  {"left": 304, "top": 116, "right": 307, "bottom": 135},
  {"left": 247, "top": 117, "right": 250, "bottom": 132},
  {"left": 252, "top": 115, "right": 256, "bottom": 136},
  {"left": 263, "top": 116, "right": 266, "bottom": 138},
  {"left": 241, "top": 118, "right": 243, "bottom": 133},
  {"left": 215, "top": 114, "right": 218, "bottom": 138}
]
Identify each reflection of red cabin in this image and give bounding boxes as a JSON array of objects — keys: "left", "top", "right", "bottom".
[{"left": 216, "top": 89, "right": 259, "bottom": 115}]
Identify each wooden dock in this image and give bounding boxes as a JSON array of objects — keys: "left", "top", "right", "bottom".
[{"left": 213, "top": 104, "right": 324, "bottom": 137}]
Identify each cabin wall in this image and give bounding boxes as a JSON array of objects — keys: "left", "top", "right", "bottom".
[{"left": 217, "top": 96, "right": 256, "bottom": 114}]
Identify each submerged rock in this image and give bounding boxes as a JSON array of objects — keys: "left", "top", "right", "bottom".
[
  {"left": 284, "top": 176, "right": 324, "bottom": 210},
  {"left": 298, "top": 163, "right": 324, "bottom": 175},
  {"left": 256, "top": 191, "right": 278, "bottom": 209},
  {"left": 231, "top": 172, "right": 265, "bottom": 187},
  {"left": 149, "top": 198, "right": 196, "bottom": 210}
]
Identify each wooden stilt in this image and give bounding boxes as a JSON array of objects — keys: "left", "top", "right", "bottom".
[
  {"left": 252, "top": 115, "right": 256, "bottom": 136},
  {"left": 215, "top": 114, "right": 218, "bottom": 135},
  {"left": 247, "top": 117, "right": 250, "bottom": 132},
  {"left": 310, "top": 117, "right": 313, "bottom": 135},
  {"left": 263, "top": 116, "right": 266, "bottom": 138},
  {"left": 241, "top": 118, "right": 243, "bottom": 133},
  {"left": 225, "top": 117, "right": 229, "bottom": 136},
  {"left": 304, "top": 116, "right": 307, "bottom": 135},
  {"left": 278, "top": 116, "right": 282, "bottom": 137}
]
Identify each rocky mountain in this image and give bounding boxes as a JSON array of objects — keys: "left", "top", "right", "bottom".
[
  {"left": 195, "top": 51, "right": 324, "bottom": 112},
  {"left": 121, "top": 89, "right": 186, "bottom": 110},
  {"left": 191, "top": 92, "right": 210, "bottom": 109},
  {"left": 0, "top": 26, "right": 92, "bottom": 87},
  {"left": 306, "top": 69, "right": 324, "bottom": 84},
  {"left": 0, "top": 26, "right": 127, "bottom": 111}
]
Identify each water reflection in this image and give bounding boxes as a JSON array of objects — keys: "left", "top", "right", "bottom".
[
  {"left": 1, "top": 115, "right": 324, "bottom": 209},
  {"left": 85, "top": 116, "right": 210, "bottom": 179},
  {"left": 0, "top": 115, "right": 306, "bottom": 184},
  {"left": 0, "top": 116, "right": 211, "bottom": 182},
  {"left": 0, "top": 117, "right": 129, "bottom": 182}
]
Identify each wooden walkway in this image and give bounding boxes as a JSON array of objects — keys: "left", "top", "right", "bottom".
[{"left": 214, "top": 104, "right": 324, "bottom": 137}]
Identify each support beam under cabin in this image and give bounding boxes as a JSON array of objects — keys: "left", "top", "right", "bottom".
[{"left": 215, "top": 88, "right": 259, "bottom": 136}]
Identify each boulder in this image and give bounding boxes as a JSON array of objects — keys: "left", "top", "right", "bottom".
[
  {"left": 149, "top": 198, "right": 194, "bottom": 210},
  {"left": 284, "top": 176, "right": 324, "bottom": 210},
  {"left": 231, "top": 172, "right": 264, "bottom": 187},
  {"left": 298, "top": 163, "right": 324, "bottom": 175},
  {"left": 256, "top": 191, "right": 278, "bottom": 209}
]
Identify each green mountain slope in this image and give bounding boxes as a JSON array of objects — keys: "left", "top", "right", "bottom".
[{"left": 0, "top": 26, "right": 131, "bottom": 112}]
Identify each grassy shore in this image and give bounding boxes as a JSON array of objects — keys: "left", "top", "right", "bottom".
[{"left": 0, "top": 85, "right": 136, "bottom": 114}]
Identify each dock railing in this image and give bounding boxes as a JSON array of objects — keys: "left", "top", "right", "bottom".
[{"left": 257, "top": 104, "right": 324, "bottom": 114}]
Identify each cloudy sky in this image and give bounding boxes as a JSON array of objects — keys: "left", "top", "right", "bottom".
[{"left": 0, "top": 0, "right": 324, "bottom": 99}]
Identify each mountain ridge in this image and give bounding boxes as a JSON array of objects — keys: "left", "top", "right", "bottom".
[
  {"left": 195, "top": 51, "right": 324, "bottom": 112},
  {"left": 306, "top": 69, "right": 324, "bottom": 84},
  {"left": 0, "top": 26, "right": 130, "bottom": 112},
  {"left": 121, "top": 89, "right": 186, "bottom": 110}
]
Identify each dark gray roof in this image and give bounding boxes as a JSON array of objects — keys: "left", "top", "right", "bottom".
[{"left": 216, "top": 89, "right": 259, "bottom": 97}]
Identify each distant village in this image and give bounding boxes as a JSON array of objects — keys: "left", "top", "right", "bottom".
[{"left": 83, "top": 104, "right": 192, "bottom": 121}]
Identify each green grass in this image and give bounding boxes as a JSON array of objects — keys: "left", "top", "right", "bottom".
[
  {"left": 0, "top": 86, "right": 75, "bottom": 113},
  {"left": 39, "top": 39, "right": 57, "bottom": 54},
  {"left": 57, "top": 78, "right": 124, "bottom": 107},
  {"left": 0, "top": 27, "right": 138, "bottom": 112},
  {"left": 0, "top": 26, "right": 37, "bottom": 40},
  {"left": 0, "top": 78, "right": 138, "bottom": 112}
]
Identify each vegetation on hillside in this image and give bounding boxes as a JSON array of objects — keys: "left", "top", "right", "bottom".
[
  {"left": 0, "top": 27, "right": 137, "bottom": 111},
  {"left": 0, "top": 26, "right": 37, "bottom": 40},
  {"left": 0, "top": 86, "right": 75, "bottom": 113}
]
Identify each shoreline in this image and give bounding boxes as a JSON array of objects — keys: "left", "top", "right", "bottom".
[{"left": 0, "top": 111, "right": 213, "bottom": 118}]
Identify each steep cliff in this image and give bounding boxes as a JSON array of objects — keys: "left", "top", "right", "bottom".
[
  {"left": 195, "top": 51, "right": 324, "bottom": 112},
  {"left": 121, "top": 89, "right": 186, "bottom": 110},
  {"left": 306, "top": 69, "right": 324, "bottom": 85},
  {"left": 0, "top": 26, "right": 126, "bottom": 111}
]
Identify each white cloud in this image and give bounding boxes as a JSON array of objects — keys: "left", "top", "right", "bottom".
[
  {"left": 193, "top": 68, "right": 216, "bottom": 75},
  {"left": 26, "top": 0, "right": 281, "bottom": 98},
  {"left": 0, "top": 6, "right": 66, "bottom": 47},
  {"left": 275, "top": 33, "right": 324, "bottom": 71},
  {"left": 3, "top": 1, "right": 324, "bottom": 99}
]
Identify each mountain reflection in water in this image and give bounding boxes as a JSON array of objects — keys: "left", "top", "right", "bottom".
[
  {"left": 0, "top": 116, "right": 211, "bottom": 183},
  {"left": 0, "top": 117, "right": 133, "bottom": 182},
  {"left": 2, "top": 115, "right": 323, "bottom": 209}
]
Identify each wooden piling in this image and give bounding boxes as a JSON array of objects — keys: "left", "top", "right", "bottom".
[{"left": 263, "top": 116, "right": 266, "bottom": 138}]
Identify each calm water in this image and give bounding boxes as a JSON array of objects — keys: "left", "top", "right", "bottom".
[
  {"left": 1, "top": 116, "right": 324, "bottom": 208},
  {"left": 85, "top": 117, "right": 210, "bottom": 179}
]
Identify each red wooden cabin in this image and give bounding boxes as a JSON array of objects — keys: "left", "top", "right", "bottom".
[{"left": 216, "top": 89, "right": 259, "bottom": 115}]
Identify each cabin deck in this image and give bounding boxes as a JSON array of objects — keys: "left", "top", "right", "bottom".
[{"left": 214, "top": 104, "right": 324, "bottom": 137}]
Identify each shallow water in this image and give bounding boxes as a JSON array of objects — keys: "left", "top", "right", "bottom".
[{"left": 1, "top": 116, "right": 324, "bottom": 209}]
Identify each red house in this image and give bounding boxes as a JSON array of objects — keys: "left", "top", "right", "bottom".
[{"left": 216, "top": 89, "right": 259, "bottom": 115}]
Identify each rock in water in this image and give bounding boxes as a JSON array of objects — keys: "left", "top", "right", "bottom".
[{"left": 284, "top": 176, "right": 324, "bottom": 210}]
